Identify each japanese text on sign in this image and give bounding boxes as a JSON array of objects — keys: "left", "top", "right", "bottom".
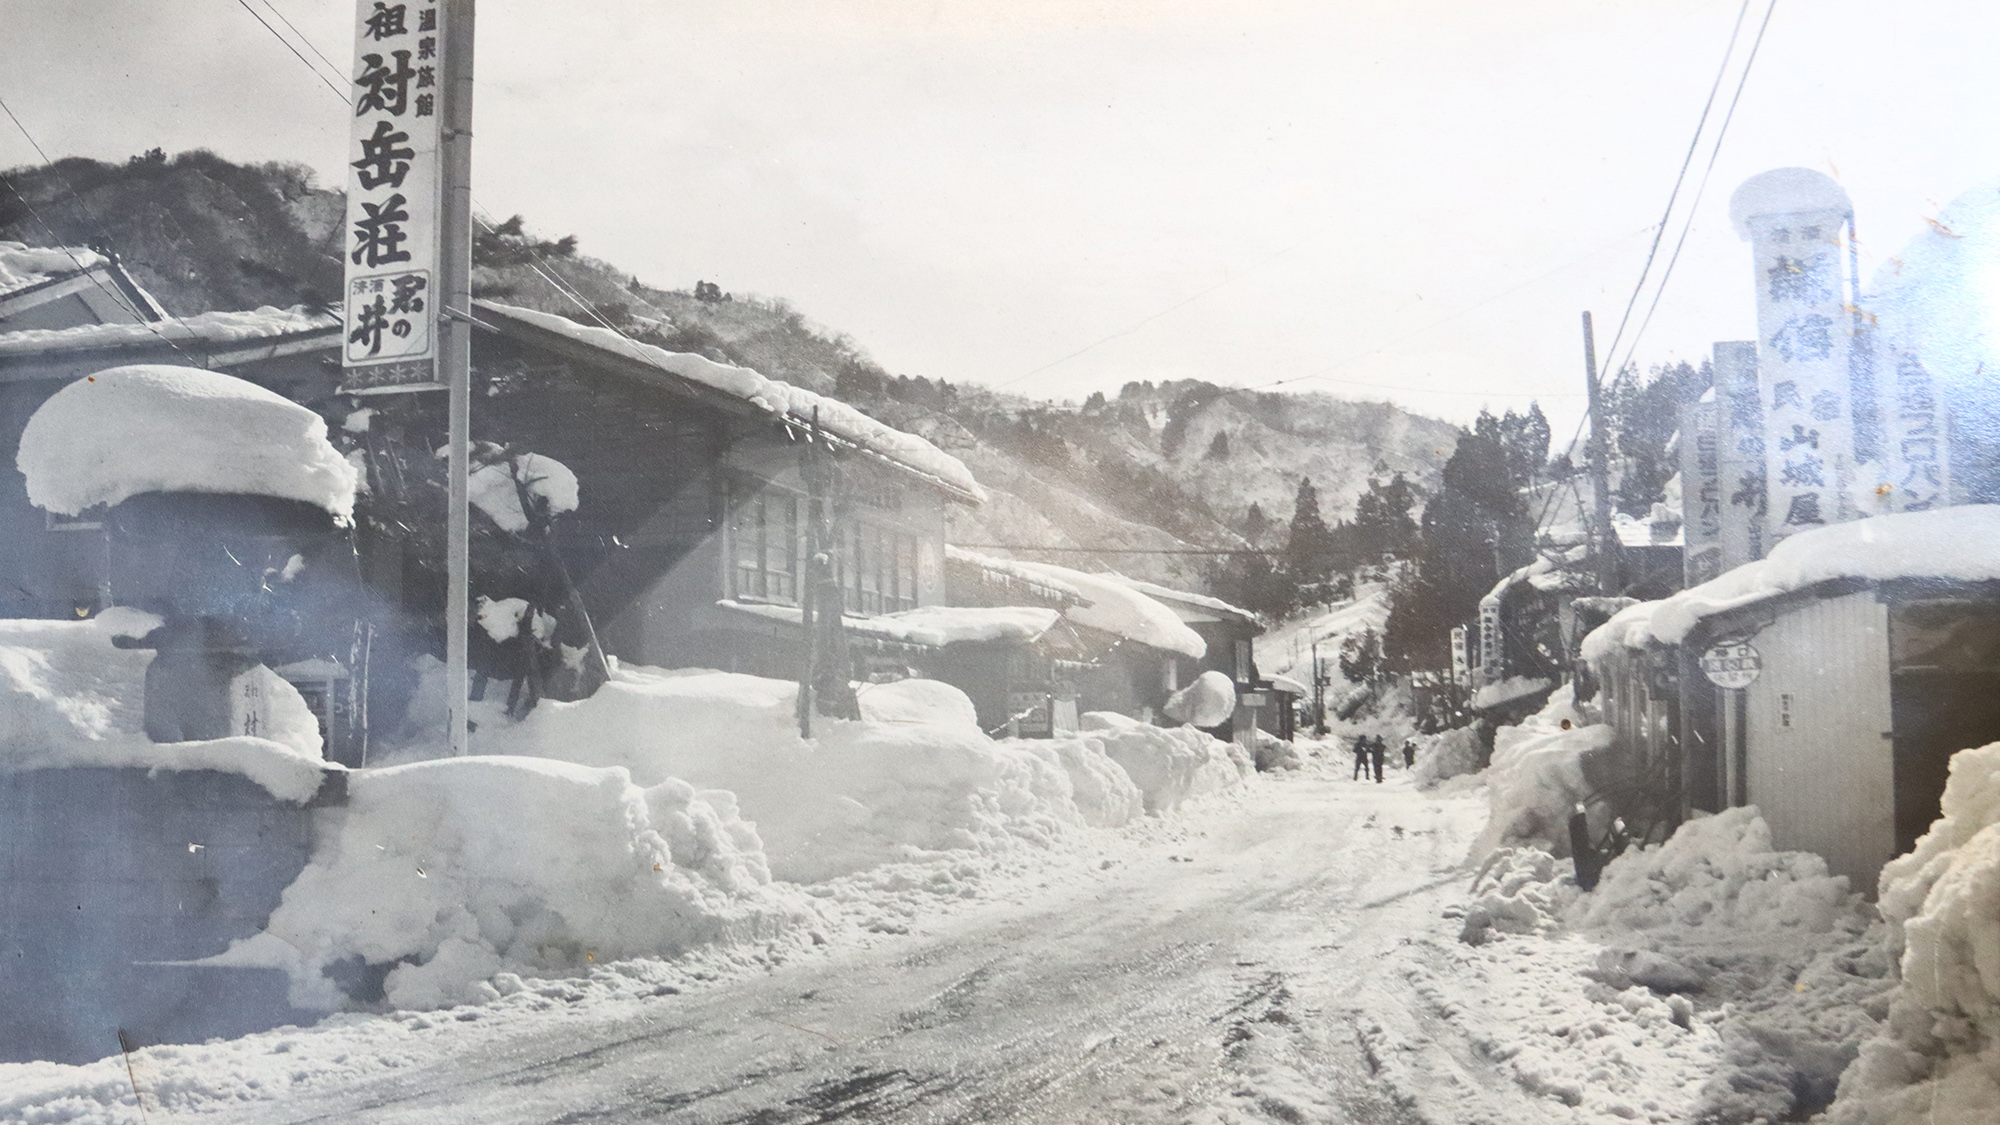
[{"left": 341, "top": 1, "right": 442, "bottom": 378}]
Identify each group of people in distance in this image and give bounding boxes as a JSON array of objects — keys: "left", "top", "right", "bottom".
[{"left": 1349, "top": 734, "right": 1416, "bottom": 782}]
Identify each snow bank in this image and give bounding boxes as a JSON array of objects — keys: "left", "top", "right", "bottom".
[
  {"left": 0, "top": 610, "right": 331, "bottom": 802},
  {"left": 0, "top": 305, "right": 332, "bottom": 356},
  {"left": 1077, "top": 711, "right": 1250, "bottom": 814},
  {"left": 1410, "top": 725, "right": 1485, "bottom": 790},
  {"left": 1584, "top": 506, "right": 2000, "bottom": 660},
  {"left": 1002, "top": 559, "right": 1207, "bottom": 658},
  {"left": 476, "top": 301, "right": 985, "bottom": 500},
  {"left": 1163, "top": 669, "right": 1236, "bottom": 727},
  {"left": 396, "top": 666, "right": 1118, "bottom": 883},
  {"left": 246, "top": 755, "right": 805, "bottom": 1011},
  {"left": 1468, "top": 686, "right": 1614, "bottom": 861},
  {"left": 1827, "top": 742, "right": 2000, "bottom": 1124},
  {"left": 1470, "top": 674, "right": 1553, "bottom": 711},
  {"left": 16, "top": 365, "right": 359, "bottom": 522}
]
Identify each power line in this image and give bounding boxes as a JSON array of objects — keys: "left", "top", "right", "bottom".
[
  {"left": 1591, "top": 0, "right": 1754, "bottom": 395},
  {"left": 232, "top": 0, "right": 350, "bottom": 104},
  {"left": 1610, "top": 0, "right": 1779, "bottom": 382},
  {"left": 258, "top": 0, "right": 349, "bottom": 89}
]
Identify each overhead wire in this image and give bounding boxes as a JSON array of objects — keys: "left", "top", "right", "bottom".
[{"left": 232, "top": 0, "right": 351, "bottom": 105}]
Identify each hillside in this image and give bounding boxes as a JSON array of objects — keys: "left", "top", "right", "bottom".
[{"left": 1, "top": 150, "right": 1461, "bottom": 590}]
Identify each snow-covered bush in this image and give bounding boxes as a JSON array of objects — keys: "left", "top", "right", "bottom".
[
  {"left": 1826, "top": 742, "right": 2000, "bottom": 1125},
  {"left": 245, "top": 756, "right": 807, "bottom": 1011}
]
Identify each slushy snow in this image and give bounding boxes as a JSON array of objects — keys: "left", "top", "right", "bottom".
[{"left": 16, "top": 365, "right": 360, "bottom": 522}]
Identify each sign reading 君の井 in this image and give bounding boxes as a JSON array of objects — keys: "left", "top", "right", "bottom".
[{"left": 341, "top": 1, "right": 443, "bottom": 389}]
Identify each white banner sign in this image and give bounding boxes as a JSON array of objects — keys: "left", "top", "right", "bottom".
[{"left": 341, "top": 0, "right": 443, "bottom": 389}]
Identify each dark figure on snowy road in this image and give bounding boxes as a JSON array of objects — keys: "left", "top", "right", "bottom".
[
  {"left": 1402, "top": 737, "right": 1417, "bottom": 770},
  {"left": 1370, "top": 736, "right": 1385, "bottom": 782},
  {"left": 1352, "top": 738, "right": 1370, "bottom": 780}
]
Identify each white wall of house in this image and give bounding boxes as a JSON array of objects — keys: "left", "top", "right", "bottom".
[{"left": 1739, "top": 590, "right": 1895, "bottom": 895}]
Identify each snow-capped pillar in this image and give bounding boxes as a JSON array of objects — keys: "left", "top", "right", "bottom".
[{"left": 1730, "top": 169, "right": 1861, "bottom": 544}]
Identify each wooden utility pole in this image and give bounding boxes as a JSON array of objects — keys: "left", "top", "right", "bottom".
[
  {"left": 440, "top": 0, "right": 476, "bottom": 755},
  {"left": 1581, "top": 311, "right": 1618, "bottom": 596}
]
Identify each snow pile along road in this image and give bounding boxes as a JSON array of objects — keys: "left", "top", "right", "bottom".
[
  {"left": 0, "top": 609, "right": 330, "bottom": 801},
  {"left": 16, "top": 365, "right": 360, "bottom": 522},
  {"left": 237, "top": 755, "right": 811, "bottom": 1012},
  {"left": 1467, "top": 685, "right": 1613, "bottom": 860},
  {"left": 1827, "top": 741, "right": 2000, "bottom": 1124},
  {"left": 1073, "top": 709, "right": 1251, "bottom": 815}
]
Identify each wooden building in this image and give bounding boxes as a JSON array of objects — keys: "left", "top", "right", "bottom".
[
  {"left": 0, "top": 242, "right": 167, "bottom": 334},
  {"left": 1582, "top": 507, "right": 2000, "bottom": 895}
]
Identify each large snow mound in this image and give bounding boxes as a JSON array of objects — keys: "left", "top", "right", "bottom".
[
  {"left": 1827, "top": 742, "right": 2000, "bottom": 1124},
  {"left": 1001, "top": 559, "right": 1207, "bottom": 658},
  {"left": 1469, "top": 686, "right": 1614, "bottom": 861},
  {"left": 461, "top": 451, "right": 579, "bottom": 533},
  {"left": 392, "top": 666, "right": 1127, "bottom": 883},
  {"left": 245, "top": 755, "right": 807, "bottom": 1011},
  {"left": 1077, "top": 711, "right": 1251, "bottom": 814},
  {"left": 476, "top": 301, "right": 985, "bottom": 500},
  {"left": 1163, "top": 669, "right": 1237, "bottom": 728},
  {"left": 1583, "top": 506, "right": 2000, "bottom": 662},
  {"left": 0, "top": 610, "right": 330, "bottom": 801},
  {"left": 16, "top": 365, "right": 360, "bottom": 522}
]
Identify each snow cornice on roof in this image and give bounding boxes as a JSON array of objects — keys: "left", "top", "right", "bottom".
[
  {"left": 472, "top": 301, "right": 986, "bottom": 505},
  {"left": 0, "top": 305, "right": 337, "bottom": 363}
]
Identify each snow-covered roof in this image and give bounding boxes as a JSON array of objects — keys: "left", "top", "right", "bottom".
[
  {"left": 0, "top": 241, "right": 106, "bottom": 298},
  {"left": 998, "top": 559, "right": 1208, "bottom": 659},
  {"left": 0, "top": 305, "right": 336, "bottom": 356},
  {"left": 716, "top": 600, "right": 1061, "bottom": 647},
  {"left": 473, "top": 301, "right": 985, "bottom": 503},
  {"left": 1483, "top": 546, "right": 1593, "bottom": 606},
  {"left": 946, "top": 546, "right": 1091, "bottom": 605},
  {"left": 1109, "top": 575, "right": 1261, "bottom": 628},
  {"left": 1582, "top": 505, "right": 2000, "bottom": 664},
  {"left": 16, "top": 365, "right": 360, "bottom": 522}
]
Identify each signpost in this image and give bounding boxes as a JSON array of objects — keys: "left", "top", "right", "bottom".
[
  {"left": 340, "top": 0, "right": 474, "bottom": 755},
  {"left": 1699, "top": 639, "right": 1763, "bottom": 690}
]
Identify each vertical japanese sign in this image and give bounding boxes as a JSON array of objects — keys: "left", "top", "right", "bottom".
[
  {"left": 341, "top": 0, "right": 444, "bottom": 391},
  {"left": 1678, "top": 398, "right": 1722, "bottom": 587},
  {"left": 1879, "top": 347, "right": 1949, "bottom": 512},
  {"left": 1729, "top": 169, "right": 1858, "bottom": 545},
  {"left": 1712, "top": 340, "right": 1765, "bottom": 567}
]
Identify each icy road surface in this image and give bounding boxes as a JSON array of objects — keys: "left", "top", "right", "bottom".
[{"left": 197, "top": 775, "right": 1526, "bottom": 1125}]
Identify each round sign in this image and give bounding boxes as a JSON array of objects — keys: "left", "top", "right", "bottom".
[{"left": 1700, "top": 639, "right": 1762, "bottom": 689}]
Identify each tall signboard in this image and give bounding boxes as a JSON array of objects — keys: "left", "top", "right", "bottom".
[
  {"left": 1729, "top": 169, "right": 1859, "bottom": 546},
  {"left": 1711, "top": 340, "right": 1764, "bottom": 567},
  {"left": 341, "top": 0, "right": 445, "bottom": 393},
  {"left": 1879, "top": 345, "right": 1950, "bottom": 513},
  {"left": 1678, "top": 397, "right": 1722, "bottom": 587}
]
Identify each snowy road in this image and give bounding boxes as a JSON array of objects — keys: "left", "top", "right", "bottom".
[{"left": 211, "top": 775, "right": 1488, "bottom": 1125}]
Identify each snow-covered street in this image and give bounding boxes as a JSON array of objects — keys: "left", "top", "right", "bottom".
[{"left": 9, "top": 766, "right": 1512, "bottom": 1125}]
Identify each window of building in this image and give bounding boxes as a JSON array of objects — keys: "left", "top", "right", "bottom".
[{"left": 729, "top": 486, "right": 801, "bottom": 605}]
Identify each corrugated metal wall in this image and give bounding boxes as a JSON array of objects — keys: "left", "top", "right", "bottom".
[{"left": 1743, "top": 590, "right": 1895, "bottom": 895}]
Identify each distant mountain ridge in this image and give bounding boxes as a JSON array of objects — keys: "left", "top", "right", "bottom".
[{"left": 0, "top": 149, "right": 1460, "bottom": 590}]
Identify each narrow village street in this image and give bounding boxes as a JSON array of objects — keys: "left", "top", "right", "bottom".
[{"left": 205, "top": 772, "right": 1507, "bottom": 1125}]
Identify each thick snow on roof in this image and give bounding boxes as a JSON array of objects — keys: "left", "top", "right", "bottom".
[
  {"left": 475, "top": 301, "right": 985, "bottom": 501},
  {"left": 0, "top": 241, "right": 105, "bottom": 297},
  {"left": 0, "top": 305, "right": 335, "bottom": 355},
  {"left": 1728, "top": 167, "right": 1852, "bottom": 238},
  {"left": 1000, "top": 559, "right": 1207, "bottom": 658},
  {"left": 946, "top": 546, "right": 1090, "bottom": 604},
  {"left": 17, "top": 365, "right": 360, "bottom": 521},
  {"left": 1110, "top": 575, "right": 1260, "bottom": 626},
  {"left": 1583, "top": 505, "right": 2000, "bottom": 663},
  {"left": 716, "top": 600, "right": 1060, "bottom": 647}
]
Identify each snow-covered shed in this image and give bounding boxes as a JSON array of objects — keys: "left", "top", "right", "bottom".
[
  {"left": 1108, "top": 576, "right": 1295, "bottom": 743},
  {"left": 0, "top": 241, "right": 167, "bottom": 333},
  {"left": 1582, "top": 506, "right": 2000, "bottom": 895}
]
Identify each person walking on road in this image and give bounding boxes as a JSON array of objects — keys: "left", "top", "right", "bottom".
[
  {"left": 1351, "top": 737, "right": 1370, "bottom": 780},
  {"left": 1402, "top": 737, "right": 1417, "bottom": 770},
  {"left": 1369, "top": 735, "right": 1386, "bottom": 783}
]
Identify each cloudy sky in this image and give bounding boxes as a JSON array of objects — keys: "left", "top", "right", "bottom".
[{"left": 4, "top": 1, "right": 1997, "bottom": 430}]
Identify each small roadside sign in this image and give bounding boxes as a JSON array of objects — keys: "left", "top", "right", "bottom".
[{"left": 1700, "top": 639, "right": 1762, "bottom": 690}]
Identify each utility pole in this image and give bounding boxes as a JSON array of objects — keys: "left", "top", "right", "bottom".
[
  {"left": 439, "top": 0, "right": 476, "bottom": 756},
  {"left": 1581, "top": 311, "right": 1618, "bottom": 596}
]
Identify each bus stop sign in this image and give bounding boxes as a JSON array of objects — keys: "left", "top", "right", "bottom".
[{"left": 1700, "top": 639, "right": 1763, "bottom": 689}]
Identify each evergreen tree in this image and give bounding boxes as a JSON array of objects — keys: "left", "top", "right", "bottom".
[
  {"left": 1283, "top": 477, "right": 1337, "bottom": 585},
  {"left": 1348, "top": 467, "right": 1420, "bottom": 563}
]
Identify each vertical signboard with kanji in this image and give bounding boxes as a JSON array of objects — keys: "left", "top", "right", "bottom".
[
  {"left": 1879, "top": 345, "right": 1949, "bottom": 512},
  {"left": 1679, "top": 397, "right": 1722, "bottom": 587},
  {"left": 341, "top": 1, "right": 444, "bottom": 392},
  {"left": 1729, "top": 169, "right": 1859, "bottom": 545},
  {"left": 1712, "top": 340, "right": 1764, "bottom": 567}
]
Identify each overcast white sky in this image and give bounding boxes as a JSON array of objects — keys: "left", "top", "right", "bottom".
[{"left": 4, "top": 1, "right": 1997, "bottom": 431}]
